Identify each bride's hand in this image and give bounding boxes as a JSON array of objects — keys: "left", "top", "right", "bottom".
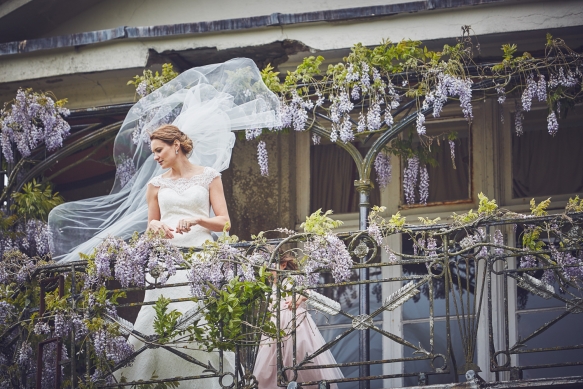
[
  {"left": 149, "top": 220, "right": 174, "bottom": 239},
  {"left": 176, "top": 218, "right": 200, "bottom": 234}
]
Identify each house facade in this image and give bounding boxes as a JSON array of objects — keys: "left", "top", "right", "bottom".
[{"left": 1, "top": 0, "right": 582, "bottom": 387}]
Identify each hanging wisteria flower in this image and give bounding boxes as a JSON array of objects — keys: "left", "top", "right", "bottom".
[
  {"left": 536, "top": 75, "right": 547, "bottom": 101},
  {"left": 549, "top": 68, "right": 579, "bottom": 88},
  {"left": 357, "top": 112, "right": 366, "bottom": 133},
  {"left": 351, "top": 85, "right": 361, "bottom": 100},
  {"left": 245, "top": 128, "right": 262, "bottom": 141},
  {"left": 0, "top": 301, "right": 14, "bottom": 326},
  {"left": 136, "top": 81, "right": 148, "bottom": 98},
  {"left": 403, "top": 156, "right": 419, "bottom": 205},
  {"left": 416, "top": 112, "right": 426, "bottom": 135},
  {"left": 257, "top": 140, "right": 269, "bottom": 176},
  {"left": 496, "top": 86, "right": 506, "bottom": 104},
  {"left": 374, "top": 152, "right": 392, "bottom": 188},
  {"left": 514, "top": 101, "right": 524, "bottom": 136},
  {"left": 312, "top": 133, "right": 321, "bottom": 145},
  {"left": 367, "top": 223, "right": 383, "bottom": 246},
  {"left": 424, "top": 73, "right": 473, "bottom": 120},
  {"left": 367, "top": 100, "right": 382, "bottom": 131},
  {"left": 493, "top": 229, "right": 504, "bottom": 256},
  {"left": 115, "top": 154, "right": 136, "bottom": 188},
  {"left": 419, "top": 164, "right": 429, "bottom": 205},
  {"left": 0, "top": 88, "right": 70, "bottom": 163},
  {"left": 339, "top": 114, "right": 354, "bottom": 143},
  {"left": 547, "top": 111, "right": 559, "bottom": 136},
  {"left": 521, "top": 74, "right": 536, "bottom": 112},
  {"left": 302, "top": 233, "right": 352, "bottom": 285},
  {"left": 315, "top": 91, "right": 325, "bottom": 107},
  {"left": 448, "top": 140, "right": 456, "bottom": 169},
  {"left": 385, "top": 111, "right": 394, "bottom": 127},
  {"left": 34, "top": 320, "right": 51, "bottom": 335}
]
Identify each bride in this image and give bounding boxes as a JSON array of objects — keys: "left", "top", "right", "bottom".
[
  {"left": 116, "top": 124, "right": 235, "bottom": 385},
  {"left": 47, "top": 58, "right": 281, "bottom": 385}
]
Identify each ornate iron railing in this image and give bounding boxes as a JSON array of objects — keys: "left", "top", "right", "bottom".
[{"left": 1, "top": 213, "right": 582, "bottom": 388}]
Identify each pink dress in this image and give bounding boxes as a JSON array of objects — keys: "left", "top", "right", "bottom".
[{"left": 253, "top": 289, "right": 344, "bottom": 388}]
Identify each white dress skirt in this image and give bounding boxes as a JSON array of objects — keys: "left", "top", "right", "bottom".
[{"left": 115, "top": 167, "right": 235, "bottom": 387}]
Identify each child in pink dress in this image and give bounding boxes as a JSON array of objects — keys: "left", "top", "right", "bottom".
[{"left": 253, "top": 254, "right": 344, "bottom": 388}]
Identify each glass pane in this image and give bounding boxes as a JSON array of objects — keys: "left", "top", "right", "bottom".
[
  {"left": 310, "top": 142, "right": 381, "bottom": 214},
  {"left": 517, "top": 310, "right": 583, "bottom": 379},
  {"left": 401, "top": 119, "right": 471, "bottom": 205},
  {"left": 512, "top": 107, "right": 583, "bottom": 198},
  {"left": 401, "top": 236, "right": 476, "bottom": 320},
  {"left": 319, "top": 327, "right": 385, "bottom": 389},
  {"left": 312, "top": 265, "right": 384, "bottom": 326},
  {"left": 403, "top": 320, "right": 472, "bottom": 386}
]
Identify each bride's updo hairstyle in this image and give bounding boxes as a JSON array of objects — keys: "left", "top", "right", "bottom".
[{"left": 150, "top": 124, "right": 194, "bottom": 155}]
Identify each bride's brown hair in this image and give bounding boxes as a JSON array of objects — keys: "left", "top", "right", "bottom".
[{"left": 150, "top": 125, "right": 194, "bottom": 154}]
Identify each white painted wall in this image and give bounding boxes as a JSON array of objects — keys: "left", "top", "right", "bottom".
[
  {"left": 45, "top": 0, "right": 419, "bottom": 37},
  {"left": 1, "top": 0, "right": 581, "bottom": 87}
]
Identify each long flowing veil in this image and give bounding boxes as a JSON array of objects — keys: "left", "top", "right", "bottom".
[{"left": 48, "top": 58, "right": 281, "bottom": 262}]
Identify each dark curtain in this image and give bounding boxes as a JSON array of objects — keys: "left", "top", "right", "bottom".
[
  {"left": 310, "top": 144, "right": 380, "bottom": 214},
  {"left": 426, "top": 137, "right": 471, "bottom": 203},
  {"left": 512, "top": 114, "right": 583, "bottom": 198}
]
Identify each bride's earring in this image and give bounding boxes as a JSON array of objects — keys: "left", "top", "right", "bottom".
[{"left": 175, "top": 149, "right": 179, "bottom": 155}]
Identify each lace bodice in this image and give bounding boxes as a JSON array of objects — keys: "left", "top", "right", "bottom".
[{"left": 148, "top": 167, "right": 220, "bottom": 247}]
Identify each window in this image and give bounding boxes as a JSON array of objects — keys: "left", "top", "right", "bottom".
[
  {"left": 512, "top": 107, "right": 583, "bottom": 198},
  {"left": 310, "top": 141, "right": 381, "bottom": 214},
  {"left": 400, "top": 117, "right": 472, "bottom": 207}
]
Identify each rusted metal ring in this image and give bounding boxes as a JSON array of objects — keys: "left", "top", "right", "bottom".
[
  {"left": 219, "top": 372, "right": 236, "bottom": 388},
  {"left": 428, "top": 260, "right": 446, "bottom": 278},
  {"left": 431, "top": 353, "right": 448, "bottom": 373},
  {"left": 492, "top": 350, "right": 511, "bottom": 368}
]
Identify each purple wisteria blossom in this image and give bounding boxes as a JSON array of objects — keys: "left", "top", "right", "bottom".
[
  {"left": 449, "top": 140, "right": 456, "bottom": 169},
  {"left": 0, "top": 301, "right": 14, "bottom": 326},
  {"left": 549, "top": 68, "right": 579, "bottom": 88},
  {"left": 496, "top": 86, "right": 506, "bottom": 104},
  {"left": 493, "top": 229, "right": 505, "bottom": 256},
  {"left": 419, "top": 164, "right": 429, "bottom": 205},
  {"left": 367, "top": 100, "right": 382, "bottom": 131},
  {"left": 521, "top": 74, "right": 536, "bottom": 112},
  {"left": 403, "top": 156, "right": 419, "bottom": 205},
  {"left": 312, "top": 134, "right": 321, "bottom": 145},
  {"left": 416, "top": 113, "right": 426, "bottom": 135},
  {"left": 374, "top": 152, "right": 392, "bottom": 189},
  {"left": 536, "top": 75, "right": 547, "bottom": 102},
  {"left": 257, "top": 140, "right": 268, "bottom": 176},
  {"left": 339, "top": 114, "right": 354, "bottom": 143},
  {"left": 0, "top": 89, "right": 70, "bottom": 163},
  {"left": 302, "top": 233, "right": 352, "bottom": 286},
  {"left": 357, "top": 112, "right": 366, "bottom": 133},
  {"left": 245, "top": 128, "right": 262, "bottom": 141},
  {"left": 423, "top": 73, "right": 473, "bottom": 120},
  {"left": 115, "top": 154, "right": 136, "bottom": 188},
  {"left": 367, "top": 223, "right": 383, "bottom": 246},
  {"left": 547, "top": 111, "right": 559, "bottom": 136},
  {"left": 514, "top": 101, "right": 524, "bottom": 136}
]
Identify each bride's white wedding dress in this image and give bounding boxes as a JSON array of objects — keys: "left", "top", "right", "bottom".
[{"left": 116, "top": 166, "right": 235, "bottom": 386}]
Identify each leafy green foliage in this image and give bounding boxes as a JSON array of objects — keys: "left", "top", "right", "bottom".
[
  {"left": 10, "top": 179, "right": 64, "bottom": 221},
  {"left": 190, "top": 269, "right": 276, "bottom": 351},
  {"left": 153, "top": 295, "right": 182, "bottom": 343},
  {"left": 566, "top": 196, "right": 583, "bottom": 213},
  {"left": 531, "top": 198, "right": 552, "bottom": 216},
  {"left": 301, "top": 209, "right": 343, "bottom": 235},
  {"left": 128, "top": 63, "right": 179, "bottom": 97}
]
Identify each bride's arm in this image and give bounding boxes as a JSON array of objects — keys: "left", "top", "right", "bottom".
[
  {"left": 146, "top": 184, "right": 175, "bottom": 238},
  {"left": 176, "top": 177, "right": 230, "bottom": 233}
]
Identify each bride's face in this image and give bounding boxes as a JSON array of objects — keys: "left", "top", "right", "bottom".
[{"left": 151, "top": 139, "right": 178, "bottom": 169}]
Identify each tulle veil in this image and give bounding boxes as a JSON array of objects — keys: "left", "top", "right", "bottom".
[{"left": 48, "top": 58, "right": 281, "bottom": 262}]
